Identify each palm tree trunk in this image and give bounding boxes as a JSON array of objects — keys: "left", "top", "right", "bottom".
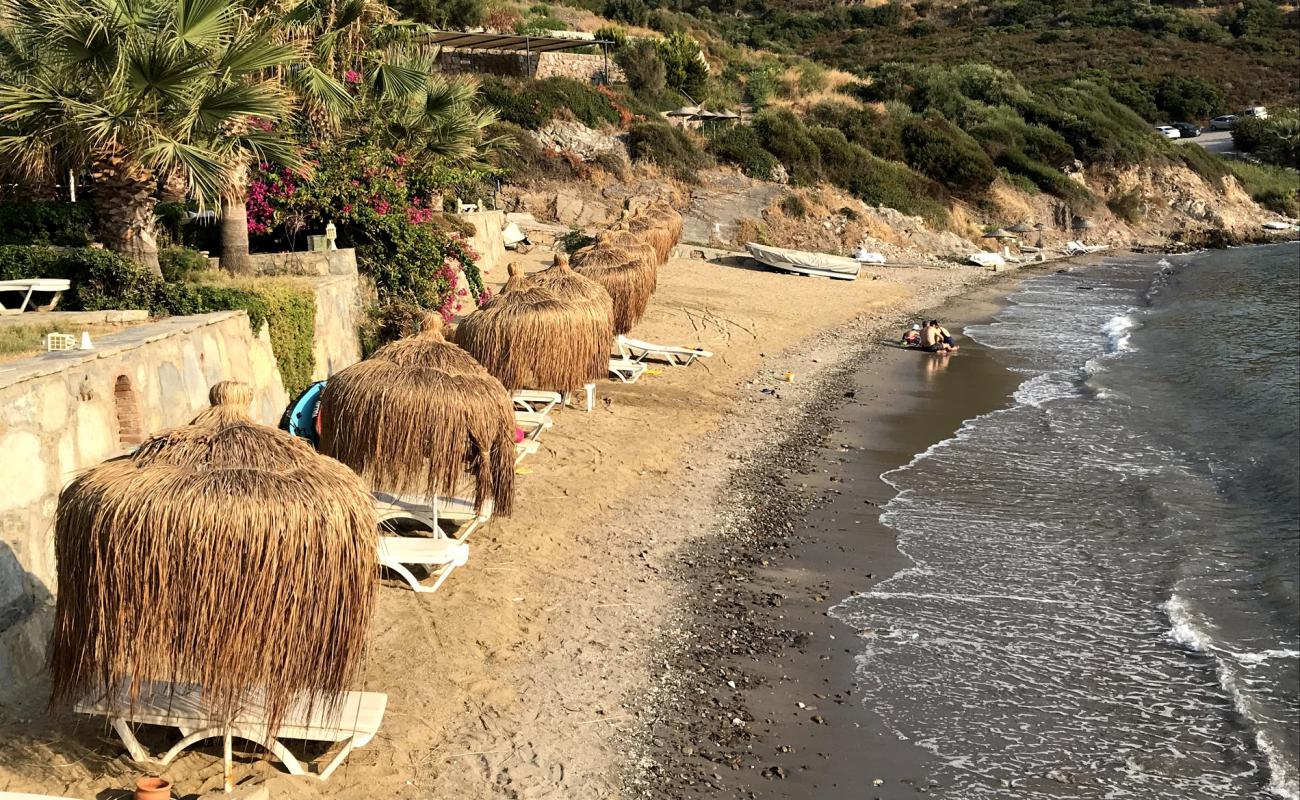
[
  {"left": 220, "top": 183, "right": 253, "bottom": 274},
  {"left": 91, "top": 157, "right": 161, "bottom": 277}
]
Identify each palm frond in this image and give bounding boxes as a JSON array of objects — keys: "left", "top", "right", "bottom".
[
  {"left": 192, "top": 81, "right": 291, "bottom": 130},
  {"left": 174, "top": 0, "right": 235, "bottom": 49}
]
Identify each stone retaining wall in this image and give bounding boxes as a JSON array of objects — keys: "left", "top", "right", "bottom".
[
  {"left": 436, "top": 49, "right": 622, "bottom": 84},
  {"left": 458, "top": 209, "right": 507, "bottom": 277},
  {"left": 0, "top": 312, "right": 288, "bottom": 690}
]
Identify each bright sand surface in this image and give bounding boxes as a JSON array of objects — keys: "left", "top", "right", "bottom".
[{"left": 0, "top": 252, "right": 1030, "bottom": 799}]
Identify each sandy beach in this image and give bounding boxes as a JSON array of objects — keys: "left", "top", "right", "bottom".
[{"left": 0, "top": 252, "right": 1044, "bottom": 799}]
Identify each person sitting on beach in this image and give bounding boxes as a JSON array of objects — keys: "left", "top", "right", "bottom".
[
  {"left": 922, "top": 321, "right": 953, "bottom": 354},
  {"left": 901, "top": 324, "right": 923, "bottom": 347},
  {"left": 931, "top": 320, "right": 954, "bottom": 347}
]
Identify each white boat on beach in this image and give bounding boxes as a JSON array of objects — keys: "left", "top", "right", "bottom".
[
  {"left": 1063, "top": 240, "right": 1109, "bottom": 256},
  {"left": 968, "top": 251, "right": 1006, "bottom": 268},
  {"left": 745, "top": 242, "right": 861, "bottom": 280}
]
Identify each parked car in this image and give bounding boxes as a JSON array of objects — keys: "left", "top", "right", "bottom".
[
  {"left": 1155, "top": 125, "right": 1181, "bottom": 139},
  {"left": 1240, "top": 106, "right": 1269, "bottom": 119},
  {"left": 1210, "top": 115, "right": 1238, "bottom": 131},
  {"left": 1172, "top": 122, "right": 1201, "bottom": 138}
]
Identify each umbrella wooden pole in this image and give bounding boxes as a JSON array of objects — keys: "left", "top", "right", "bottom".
[{"left": 224, "top": 725, "right": 234, "bottom": 792}]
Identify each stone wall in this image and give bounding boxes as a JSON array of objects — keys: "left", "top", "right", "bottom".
[
  {"left": 534, "top": 52, "right": 623, "bottom": 83},
  {"left": 459, "top": 209, "right": 507, "bottom": 277},
  {"left": 435, "top": 49, "right": 622, "bottom": 84},
  {"left": 249, "top": 247, "right": 358, "bottom": 277},
  {"left": 246, "top": 248, "right": 364, "bottom": 382},
  {"left": 0, "top": 312, "right": 288, "bottom": 689},
  {"left": 311, "top": 273, "right": 364, "bottom": 381}
]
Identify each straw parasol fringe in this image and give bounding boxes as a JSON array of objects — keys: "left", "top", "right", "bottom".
[
  {"left": 624, "top": 216, "right": 674, "bottom": 264},
  {"left": 51, "top": 385, "right": 376, "bottom": 739},
  {"left": 596, "top": 228, "right": 659, "bottom": 284},
  {"left": 456, "top": 263, "right": 613, "bottom": 392},
  {"left": 570, "top": 244, "right": 655, "bottom": 336},
  {"left": 530, "top": 253, "right": 616, "bottom": 318},
  {"left": 319, "top": 315, "right": 516, "bottom": 514}
]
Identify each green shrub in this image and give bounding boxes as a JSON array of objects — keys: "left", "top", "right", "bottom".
[
  {"left": 657, "top": 32, "right": 709, "bottom": 98},
  {"left": 0, "top": 201, "right": 94, "bottom": 246},
  {"left": 854, "top": 155, "right": 949, "bottom": 226},
  {"left": 156, "top": 279, "right": 317, "bottom": 397},
  {"left": 752, "top": 108, "right": 822, "bottom": 184},
  {"left": 480, "top": 77, "right": 619, "bottom": 130},
  {"left": 1107, "top": 188, "right": 1144, "bottom": 224},
  {"left": 559, "top": 228, "right": 597, "bottom": 253},
  {"left": 0, "top": 245, "right": 165, "bottom": 311},
  {"left": 490, "top": 122, "right": 586, "bottom": 183},
  {"left": 617, "top": 39, "right": 667, "bottom": 96},
  {"left": 900, "top": 114, "right": 998, "bottom": 198},
  {"left": 1232, "top": 114, "right": 1300, "bottom": 168},
  {"left": 996, "top": 148, "right": 1094, "bottom": 206},
  {"left": 796, "top": 62, "right": 829, "bottom": 94},
  {"left": 388, "top": 0, "right": 485, "bottom": 28},
  {"left": 744, "top": 64, "right": 782, "bottom": 106},
  {"left": 1179, "top": 144, "right": 1231, "bottom": 183},
  {"left": 626, "top": 122, "right": 712, "bottom": 181},
  {"left": 158, "top": 246, "right": 211, "bottom": 283},
  {"left": 779, "top": 193, "right": 809, "bottom": 218},
  {"left": 1226, "top": 161, "right": 1300, "bottom": 216},
  {"left": 707, "top": 125, "right": 780, "bottom": 180},
  {"left": 604, "top": 0, "right": 650, "bottom": 26},
  {"left": 1152, "top": 75, "right": 1225, "bottom": 122}
]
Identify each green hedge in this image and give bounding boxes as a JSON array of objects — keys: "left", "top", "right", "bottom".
[
  {"left": 0, "top": 244, "right": 317, "bottom": 397},
  {"left": 479, "top": 77, "right": 620, "bottom": 130},
  {"left": 0, "top": 201, "right": 94, "bottom": 246}
]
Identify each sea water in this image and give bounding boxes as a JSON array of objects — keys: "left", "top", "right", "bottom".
[{"left": 832, "top": 243, "right": 1300, "bottom": 798}]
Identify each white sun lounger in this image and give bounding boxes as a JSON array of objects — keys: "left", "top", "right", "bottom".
[
  {"left": 616, "top": 335, "right": 714, "bottom": 367},
  {"left": 515, "top": 410, "right": 553, "bottom": 441},
  {"left": 609, "top": 358, "right": 647, "bottom": 384},
  {"left": 515, "top": 438, "right": 540, "bottom": 466},
  {"left": 0, "top": 279, "right": 71, "bottom": 314},
  {"left": 373, "top": 492, "right": 492, "bottom": 541},
  {"left": 511, "top": 389, "right": 562, "bottom": 416},
  {"left": 0, "top": 793, "right": 84, "bottom": 799},
  {"left": 378, "top": 533, "right": 469, "bottom": 593},
  {"left": 75, "top": 681, "right": 386, "bottom": 786}
]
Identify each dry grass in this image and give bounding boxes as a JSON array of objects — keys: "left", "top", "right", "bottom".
[
  {"left": 319, "top": 315, "right": 517, "bottom": 515},
  {"left": 456, "top": 263, "right": 613, "bottom": 392},
  {"left": 51, "top": 383, "right": 377, "bottom": 738}
]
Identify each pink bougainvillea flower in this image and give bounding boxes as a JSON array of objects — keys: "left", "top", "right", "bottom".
[{"left": 345, "top": 69, "right": 361, "bottom": 84}]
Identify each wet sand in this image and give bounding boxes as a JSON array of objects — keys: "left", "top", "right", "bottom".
[{"left": 634, "top": 286, "right": 1026, "bottom": 798}]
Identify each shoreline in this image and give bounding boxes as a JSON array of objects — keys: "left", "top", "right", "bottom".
[
  {"left": 625, "top": 277, "right": 1033, "bottom": 798},
  {"left": 0, "top": 254, "right": 1070, "bottom": 800}
]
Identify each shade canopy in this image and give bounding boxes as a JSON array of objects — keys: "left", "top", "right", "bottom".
[
  {"left": 319, "top": 315, "right": 516, "bottom": 514},
  {"left": 982, "top": 228, "right": 1015, "bottom": 239},
  {"left": 1006, "top": 222, "right": 1034, "bottom": 234},
  {"left": 51, "top": 382, "right": 377, "bottom": 737},
  {"left": 456, "top": 263, "right": 612, "bottom": 392},
  {"left": 571, "top": 241, "right": 656, "bottom": 336}
]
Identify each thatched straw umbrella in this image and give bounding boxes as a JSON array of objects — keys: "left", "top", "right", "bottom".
[
  {"left": 624, "top": 214, "right": 675, "bottom": 265},
  {"left": 51, "top": 382, "right": 377, "bottom": 738},
  {"left": 456, "top": 263, "right": 612, "bottom": 392},
  {"left": 531, "top": 253, "right": 615, "bottom": 321},
  {"left": 596, "top": 226, "right": 659, "bottom": 279},
  {"left": 644, "top": 199, "right": 683, "bottom": 244},
  {"left": 570, "top": 242, "right": 656, "bottom": 336},
  {"left": 318, "top": 314, "right": 516, "bottom": 515}
]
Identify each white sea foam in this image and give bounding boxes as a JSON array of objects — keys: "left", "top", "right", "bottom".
[{"left": 1102, "top": 313, "right": 1138, "bottom": 353}]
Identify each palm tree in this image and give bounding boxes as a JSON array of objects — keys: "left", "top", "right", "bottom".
[{"left": 0, "top": 0, "right": 301, "bottom": 275}]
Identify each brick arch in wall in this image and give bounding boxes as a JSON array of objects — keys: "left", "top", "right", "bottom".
[{"left": 113, "top": 375, "right": 143, "bottom": 448}]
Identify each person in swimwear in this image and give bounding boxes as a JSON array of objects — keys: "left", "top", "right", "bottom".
[{"left": 922, "top": 321, "right": 953, "bottom": 354}]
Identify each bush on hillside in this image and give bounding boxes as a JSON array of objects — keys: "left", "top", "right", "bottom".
[
  {"left": 1226, "top": 160, "right": 1300, "bottom": 216},
  {"left": 617, "top": 39, "right": 667, "bottom": 96},
  {"left": 752, "top": 108, "right": 822, "bottom": 184},
  {"left": 854, "top": 156, "right": 949, "bottom": 226},
  {"left": 480, "top": 77, "right": 620, "bottom": 130},
  {"left": 626, "top": 122, "right": 711, "bottom": 181},
  {"left": 604, "top": 0, "right": 650, "bottom": 26},
  {"left": 658, "top": 32, "right": 709, "bottom": 98},
  {"left": 388, "top": 0, "right": 484, "bottom": 28},
  {"left": 1232, "top": 114, "right": 1300, "bottom": 168},
  {"left": 707, "top": 125, "right": 781, "bottom": 181},
  {"left": 995, "top": 148, "right": 1095, "bottom": 206},
  {"left": 1152, "top": 75, "right": 1226, "bottom": 122},
  {"left": 899, "top": 115, "right": 998, "bottom": 198}
]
